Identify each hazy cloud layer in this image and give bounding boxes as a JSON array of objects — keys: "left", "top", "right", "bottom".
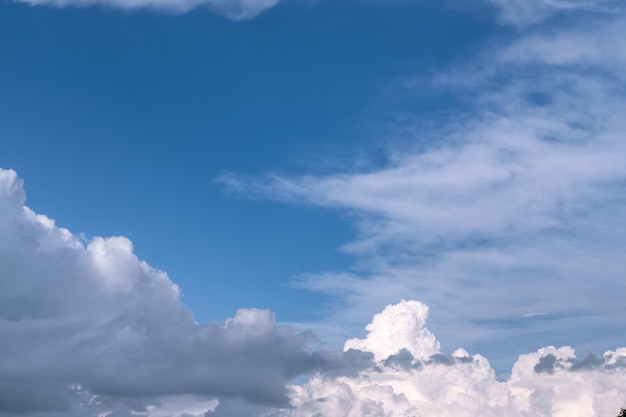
[
  {"left": 220, "top": 11, "right": 626, "bottom": 371},
  {"left": 0, "top": 168, "right": 374, "bottom": 416}
]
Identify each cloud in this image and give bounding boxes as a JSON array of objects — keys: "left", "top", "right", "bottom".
[
  {"left": 219, "top": 12, "right": 626, "bottom": 372},
  {"left": 483, "top": 0, "right": 624, "bottom": 25},
  {"left": 13, "top": 0, "right": 279, "bottom": 19},
  {"left": 0, "top": 168, "right": 375, "bottom": 417},
  {"left": 2, "top": 175, "right": 625, "bottom": 417},
  {"left": 264, "top": 301, "right": 626, "bottom": 417}
]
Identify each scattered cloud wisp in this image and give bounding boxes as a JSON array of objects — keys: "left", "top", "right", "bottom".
[
  {"left": 218, "top": 11, "right": 626, "bottom": 372},
  {"left": 14, "top": 0, "right": 279, "bottom": 19}
]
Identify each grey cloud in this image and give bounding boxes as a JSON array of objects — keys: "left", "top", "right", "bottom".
[
  {"left": 292, "top": 348, "right": 377, "bottom": 378},
  {"left": 0, "top": 168, "right": 367, "bottom": 416},
  {"left": 0, "top": 381, "right": 73, "bottom": 414},
  {"left": 534, "top": 351, "right": 623, "bottom": 374},
  {"left": 383, "top": 348, "right": 421, "bottom": 370},
  {"left": 383, "top": 351, "right": 473, "bottom": 369},
  {"left": 427, "top": 353, "right": 455, "bottom": 366},
  {"left": 569, "top": 352, "right": 605, "bottom": 371},
  {"left": 0, "top": 168, "right": 403, "bottom": 416},
  {"left": 533, "top": 353, "right": 558, "bottom": 374}
]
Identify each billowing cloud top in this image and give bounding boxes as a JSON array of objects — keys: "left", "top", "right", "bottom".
[
  {"left": 216, "top": 301, "right": 626, "bottom": 417},
  {"left": 343, "top": 300, "right": 440, "bottom": 362}
]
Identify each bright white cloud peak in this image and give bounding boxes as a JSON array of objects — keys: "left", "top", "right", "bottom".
[{"left": 3, "top": 168, "right": 626, "bottom": 417}]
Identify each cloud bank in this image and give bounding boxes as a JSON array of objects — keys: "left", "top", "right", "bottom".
[
  {"left": 212, "top": 301, "right": 626, "bottom": 417},
  {"left": 1, "top": 171, "right": 625, "bottom": 416}
]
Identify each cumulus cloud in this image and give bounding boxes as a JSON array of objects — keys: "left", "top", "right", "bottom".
[
  {"left": 0, "top": 168, "right": 375, "bottom": 416},
  {"left": 267, "top": 301, "right": 626, "bottom": 417}
]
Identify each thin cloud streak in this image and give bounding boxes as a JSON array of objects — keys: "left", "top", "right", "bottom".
[
  {"left": 14, "top": 0, "right": 279, "bottom": 19},
  {"left": 10, "top": 0, "right": 623, "bottom": 22},
  {"left": 485, "top": 0, "right": 624, "bottom": 25}
]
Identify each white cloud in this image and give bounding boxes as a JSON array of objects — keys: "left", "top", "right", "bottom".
[
  {"left": 484, "top": 0, "right": 624, "bottom": 25},
  {"left": 266, "top": 301, "right": 626, "bottom": 417},
  {"left": 13, "top": 0, "right": 279, "bottom": 19},
  {"left": 343, "top": 300, "right": 439, "bottom": 362}
]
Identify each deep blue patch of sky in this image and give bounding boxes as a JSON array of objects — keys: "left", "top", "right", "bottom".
[{"left": 0, "top": 0, "right": 501, "bottom": 323}]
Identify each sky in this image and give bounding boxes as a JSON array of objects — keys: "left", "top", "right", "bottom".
[{"left": 1, "top": 0, "right": 626, "bottom": 416}]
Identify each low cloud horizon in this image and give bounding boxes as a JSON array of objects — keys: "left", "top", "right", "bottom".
[{"left": 1, "top": 167, "right": 625, "bottom": 417}]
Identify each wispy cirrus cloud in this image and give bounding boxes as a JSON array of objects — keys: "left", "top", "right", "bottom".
[
  {"left": 485, "top": 0, "right": 625, "bottom": 25},
  {"left": 219, "top": 11, "right": 626, "bottom": 372},
  {"left": 11, "top": 0, "right": 623, "bottom": 22},
  {"left": 14, "top": 0, "right": 279, "bottom": 19}
]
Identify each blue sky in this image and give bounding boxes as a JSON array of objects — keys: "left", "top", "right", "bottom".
[
  {"left": 0, "top": 0, "right": 498, "bottom": 323},
  {"left": 2, "top": 0, "right": 626, "bottom": 416}
]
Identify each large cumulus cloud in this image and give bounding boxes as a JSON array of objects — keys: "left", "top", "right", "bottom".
[
  {"left": 208, "top": 301, "right": 626, "bottom": 417},
  {"left": 0, "top": 168, "right": 369, "bottom": 416},
  {"left": 284, "top": 301, "right": 626, "bottom": 417}
]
